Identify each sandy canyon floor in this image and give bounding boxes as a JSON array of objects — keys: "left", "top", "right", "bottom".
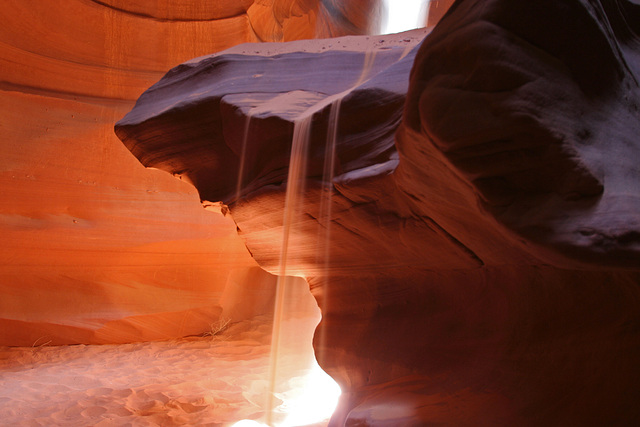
[{"left": 0, "top": 315, "right": 338, "bottom": 426}]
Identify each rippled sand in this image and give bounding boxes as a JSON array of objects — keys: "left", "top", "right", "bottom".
[{"left": 0, "top": 315, "right": 334, "bottom": 426}]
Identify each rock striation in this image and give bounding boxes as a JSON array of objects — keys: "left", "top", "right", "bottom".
[
  {"left": 0, "top": 0, "right": 381, "bottom": 346},
  {"left": 116, "top": 0, "right": 640, "bottom": 425}
]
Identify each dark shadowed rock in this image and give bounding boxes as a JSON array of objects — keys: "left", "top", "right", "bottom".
[{"left": 404, "top": 0, "right": 640, "bottom": 268}]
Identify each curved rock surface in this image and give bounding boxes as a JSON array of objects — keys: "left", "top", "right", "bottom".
[
  {"left": 404, "top": 0, "right": 640, "bottom": 268},
  {"left": 116, "top": 0, "right": 640, "bottom": 425},
  {"left": 0, "top": 0, "right": 380, "bottom": 346},
  {"left": 116, "top": 30, "right": 432, "bottom": 276}
]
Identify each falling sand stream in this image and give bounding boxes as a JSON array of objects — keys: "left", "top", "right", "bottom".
[{"left": 255, "top": 49, "right": 380, "bottom": 426}]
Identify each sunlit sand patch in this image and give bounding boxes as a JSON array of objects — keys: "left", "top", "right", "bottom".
[
  {"left": 0, "top": 311, "right": 340, "bottom": 426},
  {"left": 233, "top": 362, "right": 341, "bottom": 426}
]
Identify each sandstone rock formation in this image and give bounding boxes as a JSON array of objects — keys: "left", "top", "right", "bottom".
[
  {"left": 0, "top": 0, "right": 381, "bottom": 346},
  {"left": 116, "top": 0, "right": 640, "bottom": 425},
  {"left": 426, "top": 0, "right": 456, "bottom": 27}
]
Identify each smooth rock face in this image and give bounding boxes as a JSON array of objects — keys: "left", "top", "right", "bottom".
[
  {"left": 0, "top": 0, "right": 380, "bottom": 346},
  {"left": 404, "top": 0, "right": 640, "bottom": 268},
  {"left": 116, "top": 0, "right": 640, "bottom": 425}
]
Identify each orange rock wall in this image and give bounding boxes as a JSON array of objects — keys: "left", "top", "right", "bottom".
[{"left": 0, "top": 0, "right": 383, "bottom": 346}]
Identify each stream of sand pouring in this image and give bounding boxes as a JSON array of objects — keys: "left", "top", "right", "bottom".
[
  {"left": 262, "top": 48, "right": 380, "bottom": 426},
  {"left": 235, "top": 115, "right": 252, "bottom": 202},
  {"left": 265, "top": 115, "right": 313, "bottom": 425},
  {"left": 313, "top": 98, "right": 341, "bottom": 376}
]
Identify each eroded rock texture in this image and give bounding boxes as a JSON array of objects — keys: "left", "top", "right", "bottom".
[
  {"left": 116, "top": 31, "right": 431, "bottom": 276},
  {"left": 0, "top": 0, "right": 381, "bottom": 346},
  {"left": 116, "top": 0, "right": 640, "bottom": 425}
]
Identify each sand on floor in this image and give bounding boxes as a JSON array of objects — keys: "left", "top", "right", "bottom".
[{"left": 0, "top": 314, "right": 340, "bottom": 427}]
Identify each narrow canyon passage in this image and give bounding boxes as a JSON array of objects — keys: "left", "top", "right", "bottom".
[{"left": 3, "top": 0, "right": 640, "bottom": 426}]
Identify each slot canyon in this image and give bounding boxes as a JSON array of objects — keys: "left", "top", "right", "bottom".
[{"left": 2, "top": 0, "right": 640, "bottom": 426}]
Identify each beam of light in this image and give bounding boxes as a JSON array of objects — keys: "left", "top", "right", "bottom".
[
  {"left": 275, "top": 364, "right": 341, "bottom": 427},
  {"left": 381, "top": 0, "right": 429, "bottom": 34},
  {"left": 231, "top": 363, "right": 341, "bottom": 427}
]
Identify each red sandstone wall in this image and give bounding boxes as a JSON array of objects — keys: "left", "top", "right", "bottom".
[{"left": 0, "top": 0, "right": 383, "bottom": 346}]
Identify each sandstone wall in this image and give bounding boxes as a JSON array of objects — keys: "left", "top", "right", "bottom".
[{"left": 0, "top": 0, "right": 382, "bottom": 346}]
